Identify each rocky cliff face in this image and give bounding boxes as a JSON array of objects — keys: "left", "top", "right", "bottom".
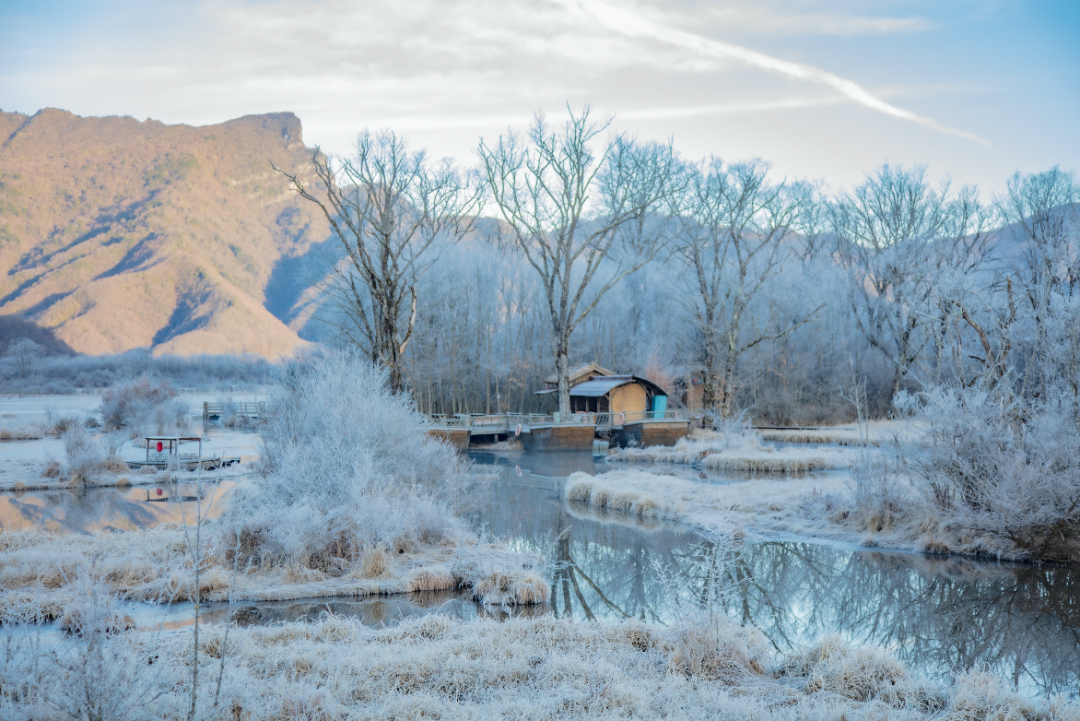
[{"left": 0, "top": 108, "right": 332, "bottom": 357}]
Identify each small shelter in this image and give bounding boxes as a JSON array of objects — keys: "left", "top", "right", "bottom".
[
  {"left": 537, "top": 364, "right": 671, "bottom": 416},
  {"left": 127, "top": 436, "right": 240, "bottom": 471}
]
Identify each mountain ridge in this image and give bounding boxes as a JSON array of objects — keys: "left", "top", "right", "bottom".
[{"left": 0, "top": 108, "right": 332, "bottom": 358}]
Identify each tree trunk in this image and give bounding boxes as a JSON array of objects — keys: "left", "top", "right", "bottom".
[
  {"left": 556, "top": 345, "right": 571, "bottom": 418},
  {"left": 720, "top": 362, "right": 736, "bottom": 418}
]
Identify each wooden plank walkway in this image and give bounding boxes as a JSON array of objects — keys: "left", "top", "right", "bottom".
[{"left": 426, "top": 410, "right": 690, "bottom": 433}]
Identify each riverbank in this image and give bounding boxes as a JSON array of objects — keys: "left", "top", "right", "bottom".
[
  {"left": 0, "top": 522, "right": 548, "bottom": 624},
  {"left": 608, "top": 428, "right": 858, "bottom": 472},
  {"left": 5, "top": 611, "right": 1073, "bottom": 720},
  {"left": 567, "top": 468, "right": 1044, "bottom": 562}
]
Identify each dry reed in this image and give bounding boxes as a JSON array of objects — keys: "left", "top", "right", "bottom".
[{"left": 6, "top": 612, "right": 1072, "bottom": 720}]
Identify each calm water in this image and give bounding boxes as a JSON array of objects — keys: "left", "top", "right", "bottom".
[
  {"left": 2, "top": 439, "right": 1077, "bottom": 698},
  {"left": 466, "top": 452, "right": 1080, "bottom": 698}
]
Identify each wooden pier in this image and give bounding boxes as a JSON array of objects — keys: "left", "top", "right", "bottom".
[
  {"left": 426, "top": 410, "right": 690, "bottom": 451},
  {"left": 202, "top": 401, "right": 265, "bottom": 424},
  {"left": 127, "top": 435, "right": 242, "bottom": 471}
]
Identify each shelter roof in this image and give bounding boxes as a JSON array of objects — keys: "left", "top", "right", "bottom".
[
  {"left": 566, "top": 377, "right": 636, "bottom": 397},
  {"left": 144, "top": 436, "right": 203, "bottom": 441},
  {"left": 543, "top": 362, "right": 614, "bottom": 385}
]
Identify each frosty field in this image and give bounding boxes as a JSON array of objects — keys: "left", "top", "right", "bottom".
[{"left": 2, "top": 394, "right": 1079, "bottom": 717}]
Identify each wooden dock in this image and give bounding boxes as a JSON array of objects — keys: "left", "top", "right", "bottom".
[
  {"left": 426, "top": 410, "right": 690, "bottom": 451},
  {"left": 202, "top": 401, "right": 265, "bottom": 423}
]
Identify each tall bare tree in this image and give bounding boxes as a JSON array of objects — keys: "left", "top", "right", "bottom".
[
  {"left": 275, "top": 131, "right": 481, "bottom": 390},
  {"left": 994, "top": 167, "right": 1080, "bottom": 397},
  {"left": 675, "top": 159, "right": 818, "bottom": 418},
  {"left": 478, "top": 107, "right": 685, "bottom": 416},
  {"left": 830, "top": 164, "right": 988, "bottom": 405}
]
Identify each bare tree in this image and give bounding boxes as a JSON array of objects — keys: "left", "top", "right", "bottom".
[
  {"left": 275, "top": 131, "right": 481, "bottom": 390},
  {"left": 478, "top": 107, "right": 685, "bottom": 415},
  {"left": 993, "top": 167, "right": 1080, "bottom": 397},
  {"left": 675, "top": 159, "right": 819, "bottom": 418},
  {"left": 830, "top": 165, "right": 989, "bottom": 406}
]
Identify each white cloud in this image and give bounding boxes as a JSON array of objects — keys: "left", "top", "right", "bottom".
[{"left": 558, "top": 0, "right": 989, "bottom": 146}]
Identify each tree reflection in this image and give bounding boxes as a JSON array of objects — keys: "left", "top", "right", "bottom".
[{"left": 467, "top": 464, "right": 1080, "bottom": 697}]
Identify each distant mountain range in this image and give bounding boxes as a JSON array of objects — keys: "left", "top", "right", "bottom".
[{"left": 0, "top": 108, "right": 336, "bottom": 358}]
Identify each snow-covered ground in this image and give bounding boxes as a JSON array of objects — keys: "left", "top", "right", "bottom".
[
  {"left": 5, "top": 610, "right": 1071, "bottom": 720},
  {"left": 0, "top": 393, "right": 262, "bottom": 492},
  {"left": 609, "top": 427, "right": 859, "bottom": 472}
]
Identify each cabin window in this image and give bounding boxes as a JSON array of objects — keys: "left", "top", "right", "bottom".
[{"left": 571, "top": 396, "right": 599, "bottom": 413}]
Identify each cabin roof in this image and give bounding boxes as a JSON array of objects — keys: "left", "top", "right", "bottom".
[
  {"left": 565, "top": 377, "right": 636, "bottom": 397},
  {"left": 543, "top": 362, "right": 614, "bottom": 385}
]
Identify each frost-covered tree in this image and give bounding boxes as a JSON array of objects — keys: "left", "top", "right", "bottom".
[
  {"left": 4, "top": 338, "right": 44, "bottom": 378},
  {"left": 675, "top": 159, "right": 820, "bottom": 418},
  {"left": 276, "top": 131, "right": 482, "bottom": 390},
  {"left": 830, "top": 164, "right": 989, "bottom": 406},
  {"left": 478, "top": 107, "right": 685, "bottom": 416}
]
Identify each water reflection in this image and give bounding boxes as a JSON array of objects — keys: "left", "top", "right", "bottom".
[
  {"left": 2, "top": 444, "right": 1078, "bottom": 698},
  {"left": 467, "top": 453, "right": 1080, "bottom": 698},
  {"left": 0, "top": 481, "right": 237, "bottom": 533}
]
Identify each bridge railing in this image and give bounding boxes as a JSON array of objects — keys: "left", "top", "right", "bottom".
[
  {"left": 621, "top": 410, "right": 689, "bottom": 423},
  {"left": 203, "top": 402, "right": 265, "bottom": 417},
  {"left": 426, "top": 408, "right": 690, "bottom": 430},
  {"left": 428, "top": 414, "right": 471, "bottom": 429}
]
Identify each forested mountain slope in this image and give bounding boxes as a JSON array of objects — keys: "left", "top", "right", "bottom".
[{"left": 0, "top": 108, "right": 332, "bottom": 357}]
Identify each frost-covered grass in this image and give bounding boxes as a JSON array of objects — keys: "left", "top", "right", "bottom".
[
  {"left": 0, "top": 427, "right": 43, "bottom": 441},
  {"left": 568, "top": 460, "right": 1076, "bottom": 562},
  {"left": 4, "top": 610, "right": 1075, "bottom": 720},
  {"left": 0, "top": 523, "right": 547, "bottom": 624},
  {"left": 609, "top": 427, "right": 856, "bottom": 473},
  {"left": 566, "top": 469, "right": 858, "bottom": 542},
  {"left": 0, "top": 462, "right": 247, "bottom": 493}
]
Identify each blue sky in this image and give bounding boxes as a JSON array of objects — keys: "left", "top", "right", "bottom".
[{"left": 1, "top": 0, "right": 1077, "bottom": 195}]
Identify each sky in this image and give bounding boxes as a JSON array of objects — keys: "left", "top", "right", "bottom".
[{"left": 1, "top": 0, "right": 1077, "bottom": 195}]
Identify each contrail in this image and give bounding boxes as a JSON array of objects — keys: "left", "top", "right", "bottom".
[{"left": 562, "top": 0, "right": 990, "bottom": 146}]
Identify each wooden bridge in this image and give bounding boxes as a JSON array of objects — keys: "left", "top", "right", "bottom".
[
  {"left": 202, "top": 402, "right": 266, "bottom": 423},
  {"left": 426, "top": 410, "right": 691, "bottom": 451}
]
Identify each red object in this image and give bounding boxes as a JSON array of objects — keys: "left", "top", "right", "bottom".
[
  {"left": 156, "top": 488, "right": 163, "bottom": 496},
  {"left": 156, "top": 442, "right": 163, "bottom": 452},
  {"left": 515, "top": 465, "right": 522, "bottom": 477}
]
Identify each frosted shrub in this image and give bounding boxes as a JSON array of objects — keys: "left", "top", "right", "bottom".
[
  {"left": 63, "top": 424, "right": 103, "bottom": 485},
  {"left": 0, "top": 576, "right": 165, "bottom": 721},
  {"left": 152, "top": 397, "right": 190, "bottom": 435},
  {"left": 899, "top": 386, "right": 1080, "bottom": 561},
  {"left": 99, "top": 431, "right": 130, "bottom": 473},
  {"left": 224, "top": 351, "right": 468, "bottom": 570},
  {"left": 99, "top": 374, "right": 179, "bottom": 437},
  {"left": 850, "top": 445, "right": 916, "bottom": 534}
]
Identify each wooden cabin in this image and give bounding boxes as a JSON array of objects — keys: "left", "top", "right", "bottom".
[
  {"left": 536, "top": 364, "right": 688, "bottom": 447},
  {"left": 538, "top": 364, "right": 670, "bottom": 416}
]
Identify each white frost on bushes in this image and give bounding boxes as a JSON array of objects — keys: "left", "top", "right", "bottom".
[
  {"left": 226, "top": 351, "right": 470, "bottom": 570},
  {"left": 853, "top": 387, "right": 1080, "bottom": 562}
]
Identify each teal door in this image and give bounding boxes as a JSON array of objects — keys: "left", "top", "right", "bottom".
[{"left": 652, "top": 395, "right": 668, "bottom": 413}]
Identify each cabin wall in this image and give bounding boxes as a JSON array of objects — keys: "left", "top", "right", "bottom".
[{"left": 609, "top": 384, "right": 647, "bottom": 415}]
